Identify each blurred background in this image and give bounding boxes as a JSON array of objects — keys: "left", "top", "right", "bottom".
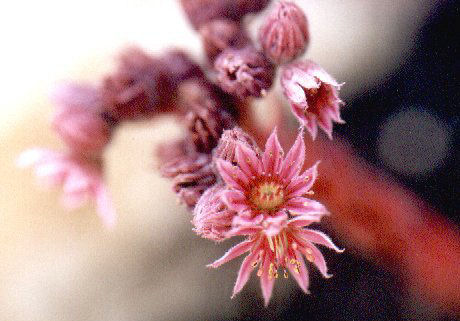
[{"left": 0, "top": 0, "right": 458, "bottom": 320}]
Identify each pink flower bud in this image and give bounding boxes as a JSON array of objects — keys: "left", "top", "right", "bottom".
[
  {"left": 161, "top": 153, "right": 216, "bottom": 209},
  {"left": 51, "top": 83, "right": 111, "bottom": 155},
  {"left": 199, "top": 19, "right": 249, "bottom": 63},
  {"left": 192, "top": 184, "right": 235, "bottom": 242},
  {"left": 213, "top": 127, "right": 261, "bottom": 164},
  {"left": 281, "top": 60, "right": 344, "bottom": 139},
  {"left": 259, "top": 1, "right": 309, "bottom": 64},
  {"left": 160, "top": 49, "right": 205, "bottom": 87},
  {"left": 102, "top": 47, "right": 172, "bottom": 121},
  {"left": 214, "top": 46, "right": 274, "bottom": 98}
]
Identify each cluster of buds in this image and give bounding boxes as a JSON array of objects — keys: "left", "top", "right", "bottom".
[{"left": 20, "top": 0, "right": 346, "bottom": 305}]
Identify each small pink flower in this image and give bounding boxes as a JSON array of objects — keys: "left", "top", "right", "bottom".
[
  {"left": 192, "top": 184, "right": 235, "bottom": 242},
  {"left": 281, "top": 60, "right": 344, "bottom": 140},
  {"left": 208, "top": 128, "right": 341, "bottom": 305},
  {"left": 51, "top": 83, "right": 111, "bottom": 155},
  {"left": 17, "top": 149, "right": 116, "bottom": 227}
]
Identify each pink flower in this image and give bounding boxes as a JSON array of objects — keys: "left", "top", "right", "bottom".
[
  {"left": 281, "top": 60, "right": 344, "bottom": 140},
  {"left": 51, "top": 82, "right": 112, "bottom": 155},
  {"left": 209, "top": 128, "right": 342, "bottom": 305},
  {"left": 17, "top": 149, "right": 116, "bottom": 227}
]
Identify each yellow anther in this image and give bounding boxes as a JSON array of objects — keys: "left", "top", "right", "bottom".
[
  {"left": 283, "top": 270, "right": 289, "bottom": 279},
  {"left": 294, "top": 267, "right": 300, "bottom": 274},
  {"left": 290, "top": 258, "right": 296, "bottom": 265},
  {"left": 274, "top": 272, "right": 279, "bottom": 279}
]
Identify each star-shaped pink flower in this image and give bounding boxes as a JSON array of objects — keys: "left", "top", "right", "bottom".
[{"left": 209, "top": 128, "right": 342, "bottom": 305}]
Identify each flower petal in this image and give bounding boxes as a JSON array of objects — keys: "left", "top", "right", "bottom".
[
  {"left": 299, "top": 229, "right": 344, "bottom": 252},
  {"left": 280, "top": 129, "right": 305, "bottom": 182},
  {"left": 288, "top": 215, "right": 322, "bottom": 227},
  {"left": 232, "top": 249, "right": 259, "bottom": 298},
  {"left": 286, "top": 161, "right": 319, "bottom": 197},
  {"left": 285, "top": 197, "right": 329, "bottom": 216},
  {"left": 220, "top": 190, "right": 250, "bottom": 213},
  {"left": 287, "top": 250, "right": 310, "bottom": 293},
  {"left": 207, "top": 240, "right": 254, "bottom": 268},
  {"left": 235, "top": 143, "right": 262, "bottom": 178},
  {"left": 296, "top": 241, "right": 332, "bottom": 278},
  {"left": 262, "top": 128, "right": 283, "bottom": 174},
  {"left": 260, "top": 252, "right": 275, "bottom": 306},
  {"left": 215, "top": 159, "right": 249, "bottom": 191},
  {"left": 263, "top": 211, "right": 288, "bottom": 237}
]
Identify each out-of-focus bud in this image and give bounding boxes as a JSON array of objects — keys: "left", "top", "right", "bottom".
[
  {"left": 281, "top": 60, "right": 344, "bottom": 140},
  {"left": 156, "top": 139, "right": 191, "bottom": 166},
  {"left": 102, "top": 47, "right": 172, "bottom": 121},
  {"left": 214, "top": 46, "right": 274, "bottom": 98},
  {"left": 160, "top": 49, "right": 205, "bottom": 87},
  {"left": 178, "top": 79, "right": 235, "bottom": 153},
  {"left": 51, "top": 83, "right": 111, "bottom": 155},
  {"left": 180, "top": 0, "right": 271, "bottom": 29},
  {"left": 259, "top": 1, "right": 309, "bottom": 64},
  {"left": 199, "top": 19, "right": 249, "bottom": 63},
  {"left": 212, "top": 127, "right": 260, "bottom": 164},
  {"left": 160, "top": 153, "right": 216, "bottom": 209},
  {"left": 192, "top": 184, "right": 235, "bottom": 242},
  {"left": 235, "top": 0, "right": 271, "bottom": 15}
]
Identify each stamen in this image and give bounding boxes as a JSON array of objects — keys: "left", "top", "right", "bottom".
[{"left": 283, "top": 269, "right": 289, "bottom": 278}]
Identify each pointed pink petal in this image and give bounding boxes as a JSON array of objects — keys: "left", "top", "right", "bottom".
[
  {"left": 299, "top": 229, "right": 344, "bottom": 252},
  {"left": 220, "top": 190, "right": 250, "bottom": 212},
  {"left": 287, "top": 250, "right": 310, "bottom": 293},
  {"left": 288, "top": 215, "right": 322, "bottom": 227},
  {"left": 317, "top": 111, "right": 333, "bottom": 140},
  {"left": 260, "top": 252, "right": 275, "bottom": 306},
  {"left": 284, "top": 197, "right": 329, "bottom": 216},
  {"left": 280, "top": 129, "right": 305, "bottom": 182},
  {"left": 235, "top": 143, "right": 262, "bottom": 178},
  {"left": 17, "top": 148, "right": 61, "bottom": 168},
  {"left": 304, "top": 113, "right": 318, "bottom": 140},
  {"left": 286, "top": 161, "right": 319, "bottom": 198},
  {"left": 95, "top": 183, "right": 116, "bottom": 228},
  {"left": 262, "top": 128, "right": 283, "bottom": 174},
  {"left": 215, "top": 159, "right": 249, "bottom": 191},
  {"left": 232, "top": 249, "right": 259, "bottom": 298},
  {"left": 207, "top": 240, "right": 254, "bottom": 268},
  {"left": 301, "top": 242, "right": 332, "bottom": 278}
]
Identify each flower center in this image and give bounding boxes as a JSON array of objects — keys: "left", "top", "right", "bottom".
[{"left": 250, "top": 181, "right": 284, "bottom": 211}]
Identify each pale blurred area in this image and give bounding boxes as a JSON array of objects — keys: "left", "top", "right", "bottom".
[{"left": 0, "top": 1, "right": 447, "bottom": 321}]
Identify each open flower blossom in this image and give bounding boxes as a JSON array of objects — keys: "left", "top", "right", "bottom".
[
  {"left": 208, "top": 128, "right": 342, "bottom": 305},
  {"left": 281, "top": 60, "right": 344, "bottom": 140},
  {"left": 17, "top": 149, "right": 116, "bottom": 227}
]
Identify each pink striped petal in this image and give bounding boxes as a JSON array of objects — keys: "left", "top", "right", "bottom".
[
  {"left": 262, "top": 128, "right": 283, "bottom": 174},
  {"left": 235, "top": 143, "right": 262, "bottom": 178},
  {"left": 260, "top": 252, "right": 275, "bottom": 306},
  {"left": 216, "top": 159, "right": 249, "bottom": 191},
  {"left": 232, "top": 250, "right": 259, "bottom": 298},
  {"left": 286, "top": 250, "right": 310, "bottom": 293},
  {"left": 288, "top": 215, "right": 322, "bottom": 227},
  {"left": 220, "top": 190, "right": 250, "bottom": 212},
  {"left": 280, "top": 129, "right": 305, "bottom": 182},
  {"left": 207, "top": 240, "right": 253, "bottom": 268},
  {"left": 304, "top": 243, "right": 332, "bottom": 278},
  {"left": 285, "top": 197, "right": 329, "bottom": 216},
  {"left": 286, "top": 161, "right": 319, "bottom": 197},
  {"left": 300, "top": 229, "right": 344, "bottom": 252}
]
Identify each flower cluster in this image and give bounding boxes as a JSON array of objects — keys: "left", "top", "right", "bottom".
[{"left": 19, "top": 0, "right": 345, "bottom": 306}]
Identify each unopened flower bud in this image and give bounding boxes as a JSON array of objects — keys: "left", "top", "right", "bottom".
[
  {"left": 213, "top": 127, "right": 260, "bottom": 164},
  {"left": 102, "top": 47, "right": 172, "bottom": 121},
  {"left": 192, "top": 184, "right": 235, "bottom": 242},
  {"left": 161, "top": 153, "right": 216, "bottom": 209},
  {"left": 281, "top": 60, "right": 344, "bottom": 139},
  {"left": 235, "top": 0, "right": 271, "bottom": 15},
  {"left": 178, "top": 79, "right": 235, "bottom": 153},
  {"left": 214, "top": 46, "right": 274, "bottom": 98},
  {"left": 160, "top": 49, "right": 205, "bottom": 88},
  {"left": 51, "top": 83, "right": 111, "bottom": 155},
  {"left": 259, "top": 1, "right": 309, "bottom": 64},
  {"left": 199, "top": 19, "right": 249, "bottom": 63}
]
